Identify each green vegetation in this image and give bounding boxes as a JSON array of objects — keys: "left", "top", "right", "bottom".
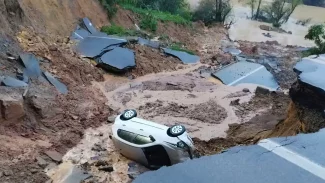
[
  {"left": 304, "top": 24, "right": 325, "bottom": 56},
  {"left": 98, "top": 0, "right": 118, "bottom": 18},
  {"left": 139, "top": 13, "right": 158, "bottom": 32},
  {"left": 121, "top": 4, "right": 191, "bottom": 25},
  {"left": 192, "top": 0, "right": 232, "bottom": 25},
  {"left": 169, "top": 43, "right": 195, "bottom": 55}
]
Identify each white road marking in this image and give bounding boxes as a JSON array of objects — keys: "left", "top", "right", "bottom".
[
  {"left": 228, "top": 66, "right": 264, "bottom": 86},
  {"left": 258, "top": 139, "right": 325, "bottom": 180},
  {"left": 88, "top": 35, "right": 126, "bottom": 41},
  {"left": 73, "top": 32, "right": 84, "bottom": 39}
]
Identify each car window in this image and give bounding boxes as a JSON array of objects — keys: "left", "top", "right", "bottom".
[
  {"left": 133, "top": 135, "right": 153, "bottom": 145},
  {"left": 117, "top": 129, "right": 137, "bottom": 143}
]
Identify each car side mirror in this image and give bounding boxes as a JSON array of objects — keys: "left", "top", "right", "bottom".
[{"left": 149, "top": 135, "right": 156, "bottom": 142}]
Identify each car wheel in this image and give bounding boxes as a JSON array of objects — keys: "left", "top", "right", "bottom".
[
  {"left": 120, "top": 109, "right": 137, "bottom": 120},
  {"left": 167, "top": 125, "right": 186, "bottom": 137}
]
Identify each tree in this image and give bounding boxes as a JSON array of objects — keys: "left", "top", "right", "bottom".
[
  {"left": 193, "top": 0, "right": 232, "bottom": 25},
  {"left": 263, "top": 0, "right": 301, "bottom": 27},
  {"left": 305, "top": 24, "right": 325, "bottom": 55},
  {"left": 254, "top": 0, "right": 263, "bottom": 20},
  {"left": 247, "top": 0, "right": 257, "bottom": 19}
]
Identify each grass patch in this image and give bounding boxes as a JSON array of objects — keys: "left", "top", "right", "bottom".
[
  {"left": 121, "top": 4, "right": 191, "bottom": 25},
  {"left": 101, "top": 25, "right": 141, "bottom": 36},
  {"left": 170, "top": 43, "right": 195, "bottom": 55}
]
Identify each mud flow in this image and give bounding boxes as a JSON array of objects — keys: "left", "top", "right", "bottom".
[{"left": 0, "top": 1, "right": 324, "bottom": 183}]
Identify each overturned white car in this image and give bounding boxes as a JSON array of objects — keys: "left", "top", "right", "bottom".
[{"left": 112, "top": 109, "right": 195, "bottom": 169}]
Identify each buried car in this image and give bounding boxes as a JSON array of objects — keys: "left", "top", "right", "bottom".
[{"left": 112, "top": 109, "right": 195, "bottom": 169}]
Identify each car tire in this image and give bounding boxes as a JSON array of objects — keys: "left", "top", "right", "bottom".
[
  {"left": 120, "top": 109, "right": 137, "bottom": 120},
  {"left": 167, "top": 125, "right": 186, "bottom": 137}
]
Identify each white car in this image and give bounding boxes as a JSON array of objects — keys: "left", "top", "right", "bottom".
[{"left": 112, "top": 109, "right": 195, "bottom": 169}]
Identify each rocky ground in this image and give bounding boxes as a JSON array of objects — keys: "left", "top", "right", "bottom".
[{"left": 0, "top": 1, "right": 319, "bottom": 183}]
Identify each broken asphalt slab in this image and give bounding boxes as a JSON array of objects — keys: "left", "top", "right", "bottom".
[
  {"left": 212, "top": 61, "right": 279, "bottom": 90},
  {"left": 134, "top": 130, "right": 325, "bottom": 183},
  {"left": 81, "top": 17, "right": 98, "bottom": 34},
  {"left": 138, "top": 37, "right": 160, "bottom": 49},
  {"left": 43, "top": 71, "right": 68, "bottom": 94},
  {"left": 98, "top": 47, "right": 136, "bottom": 71},
  {"left": 76, "top": 34, "right": 127, "bottom": 58},
  {"left": 70, "top": 25, "right": 91, "bottom": 41},
  {"left": 222, "top": 48, "right": 242, "bottom": 56},
  {"left": 294, "top": 54, "right": 325, "bottom": 91},
  {"left": 1, "top": 76, "right": 28, "bottom": 87},
  {"left": 19, "top": 53, "right": 42, "bottom": 78},
  {"left": 163, "top": 48, "right": 200, "bottom": 64}
]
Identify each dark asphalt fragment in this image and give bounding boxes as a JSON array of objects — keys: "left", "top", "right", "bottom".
[
  {"left": 98, "top": 47, "right": 136, "bottom": 71},
  {"left": 1, "top": 76, "right": 28, "bottom": 87},
  {"left": 43, "top": 71, "right": 68, "bottom": 94},
  {"left": 77, "top": 34, "right": 127, "bottom": 58},
  {"left": 163, "top": 48, "right": 199, "bottom": 64},
  {"left": 19, "top": 53, "right": 42, "bottom": 78}
]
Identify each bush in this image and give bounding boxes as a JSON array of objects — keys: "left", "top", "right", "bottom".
[
  {"left": 193, "top": 0, "right": 232, "bottom": 25},
  {"left": 140, "top": 13, "right": 158, "bottom": 32},
  {"left": 134, "top": 0, "right": 187, "bottom": 14},
  {"left": 98, "top": 0, "right": 118, "bottom": 18},
  {"left": 122, "top": 4, "right": 191, "bottom": 25},
  {"left": 101, "top": 25, "right": 126, "bottom": 35},
  {"left": 170, "top": 43, "right": 195, "bottom": 55},
  {"left": 304, "top": 24, "right": 325, "bottom": 55}
]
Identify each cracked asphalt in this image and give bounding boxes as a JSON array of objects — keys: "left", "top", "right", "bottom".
[{"left": 134, "top": 129, "right": 325, "bottom": 183}]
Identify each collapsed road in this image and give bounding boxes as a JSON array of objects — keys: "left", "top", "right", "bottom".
[
  {"left": 134, "top": 129, "right": 325, "bottom": 183},
  {"left": 0, "top": 1, "right": 323, "bottom": 182},
  {"left": 71, "top": 18, "right": 201, "bottom": 72}
]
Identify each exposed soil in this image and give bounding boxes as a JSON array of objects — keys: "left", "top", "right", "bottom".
[
  {"left": 140, "top": 100, "right": 227, "bottom": 124},
  {"left": 129, "top": 45, "right": 182, "bottom": 77}
]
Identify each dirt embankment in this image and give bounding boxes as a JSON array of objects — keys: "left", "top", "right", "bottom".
[{"left": 0, "top": 1, "right": 113, "bottom": 182}]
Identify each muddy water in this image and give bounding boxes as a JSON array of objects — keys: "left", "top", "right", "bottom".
[
  {"left": 188, "top": 0, "right": 325, "bottom": 47},
  {"left": 94, "top": 64, "right": 265, "bottom": 140}
]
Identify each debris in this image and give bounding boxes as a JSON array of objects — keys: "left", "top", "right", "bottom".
[
  {"left": 138, "top": 37, "right": 160, "bottom": 49},
  {"left": 230, "top": 99, "right": 240, "bottom": 106},
  {"left": 242, "top": 88, "right": 250, "bottom": 93},
  {"left": 255, "top": 86, "right": 270, "bottom": 95},
  {"left": 19, "top": 53, "right": 42, "bottom": 78},
  {"left": 163, "top": 48, "right": 200, "bottom": 64},
  {"left": 0, "top": 97, "right": 25, "bottom": 122},
  {"left": 45, "top": 151, "right": 63, "bottom": 163},
  {"left": 144, "top": 94, "right": 152, "bottom": 99},
  {"left": 3, "top": 170, "right": 13, "bottom": 176},
  {"left": 43, "top": 71, "right": 68, "bottom": 94},
  {"left": 98, "top": 165, "right": 114, "bottom": 172},
  {"left": 91, "top": 143, "right": 106, "bottom": 152},
  {"left": 36, "top": 157, "right": 48, "bottom": 168},
  {"left": 222, "top": 48, "right": 242, "bottom": 56},
  {"left": 0, "top": 171, "right": 3, "bottom": 178},
  {"left": 98, "top": 47, "right": 136, "bottom": 71},
  {"left": 200, "top": 72, "right": 211, "bottom": 78},
  {"left": 1, "top": 76, "right": 28, "bottom": 87},
  {"left": 107, "top": 115, "right": 116, "bottom": 123},
  {"left": 212, "top": 61, "right": 279, "bottom": 90},
  {"left": 30, "top": 168, "right": 39, "bottom": 174}
]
